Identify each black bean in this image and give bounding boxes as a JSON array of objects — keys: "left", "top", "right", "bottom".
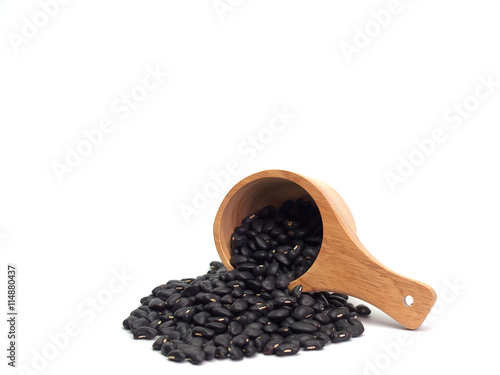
[
  {"left": 158, "top": 326, "right": 175, "bottom": 336},
  {"left": 348, "top": 312, "right": 359, "bottom": 319},
  {"left": 303, "top": 339, "right": 324, "bottom": 350},
  {"left": 122, "top": 315, "right": 138, "bottom": 329},
  {"left": 267, "top": 308, "right": 290, "bottom": 321},
  {"left": 164, "top": 331, "right": 181, "bottom": 341},
  {"left": 240, "top": 246, "right": 253, "bottom": 257},
  {"left": 133, "top": 326, "right": 157, "bottom": 339},
  {"left": 327, "top": 307, "right": 350, "bottom": 321},
  {"left": 331, "top": 330, "right": 352, "bottom": 343},
  {"left": 228, "top": 321, "right": 243, "bottom": 336},
  {"left": 305, "top": 235, "right": 322, "bottom": 245},
  {"left": 288, "top": 246, "right": 302, "bottom": 262},
  {"left": 181, "top": 328, "right": 193, "bottom": 341},
  {"left": 208, "top": 316, "right": 230, "bottom": 325},
  {"left": 290, "top": 321, "right": 317, "bottom": 333},
  {"left": 290, "top": 285, "right": 303, "bottom": 299},
  {"left": 254, "top": 235, "right": 269, "bottom": 250},
  {"left": 245, "top": 279, "right": 262, "bottom": 291},
  {"left": 231, "top": 333, "right": 249, "bottom": 347},
  {"left": 192, "top": 311, "right": 210, "bottom": 326},
  {"left": 181, "top": 284, "right": 200, "bottom": 297},
  {"left": 160, "top": 341, "right": 175, "bottom": 356},
  {"left": 313, "top": 312, "right": 330, "bottom": 324},
  {"left": 263, "top": 322, "right": 279, "bottom": 333},
  {"left": 262, "top": 219, "right": 275, "bottom": 233},
  {"left": 254, "top": 334, "right": 270, "bottom": 352},
  {"left": 167, "top": 349, "right": 186, "bottom": 362},
  {"left": 244, "top": 328, "right": 264, "bottom": 338},
  {"left": 356, "top": 304, "right": 372, "bottom": 316},
  {"left": 228, "top": 345, "right": 244, "bottom": 360},
  {"left": 328, "top": 295, "right": 348, "bottom": 305},
  {"left": 304, "top": 319, "right": 321, "bottom": 329},
  {"left": 262, "top": 339, "right": 282, "bottom": 355},
  {"left": 244, "top": 230, "right": 257, "bottom": 240},
  {"left": 176, "top": 322, "right": 190, "bottom": 335},
  {"left": 314, "top": 331, "right": 332, "bottom": 344},
  {"left": 243, "top": 342, "right": 257, "bottom": 357},
  {"left": 129, "top": 318, "right": 150, "bottom": 330},
  {"left": 231, "top": 287, "right": 244, "bottom": 298},
  {"left": 230, "top": 255, "right": 248, "bottom": 267},
  {"left": 145, "top": 311, "right": 160, "bottom": 323},
  {"left": 275, "top": 342, "right": 300, "bottom": 356},
  {"left": 227, "top": 280, "right": 246, "bottom": 289},
  {"left": 212, "top": 286, "right": 231, "bottom": 295},
  {"left": 298, "top": 294, "right": 315, "bottom": 306},
  {"left": 147, "top": 298, "right": 166, "bottom": 311},
  {"left": 318, "top": 323, "right": 336, "bottom": 338},
  {"left": 186, "top": 348, "right": 205, "bottom": 365},
  {"left": 172, "top": 298, "right": 191, "bottom": 312},
  {"left": 155, "top": 289, "right": 176, "bottom": 301},
  {"left": 276, "top": 326, "right": 292, "bottom": 337},
  {"left": 311, "top": 300, "right": 325, "bottom": 312},
  {"left": 334, "top": 318, "right": 350, "bottom": 331},
  {"left": 212, "top": 307, "right": 233, "bottom": 319},
  {"left": 303, "top": 246, "right": 320, "bottom": 258},
  {"left": 193, "top": 326, "right": 215, "bottom": 339},
  {"left": 230, "top": 299, "right": 248, "bottom": 313},
  {"left": 215, "top": 346, "right": 229, "bottom": 359},
  {"left": 151, "top": 284, "right": 167, "bottom": 295},
  {"left": 203, "top": 345, "right": 216, "bottom": 360},
  {"left": 281, "top": 316, "right": 296, "bottom": 327},
  {"left": 165, "top": 293, "right": 181, "bottom": 309},
  {"left": 293, "top": 306, "right": 315, "bottom": 320},
  {"left": 204, "top": 322, "right": 227, "bottom": 334},
  {"left": 234, "top": 224, "right": 248, "bottom": 235},
  {"left": 261, "top": 276, "right": 276, "bottom": 292},
  {"left": 152, "top": 335, "right": 168, "bottom": 350},
  {"left": 209, "top": 261, "right": 224, "bottom": 269},
  {"left": 231, "top": 235, "right": 249, "bottom": 248},
  {"left": 173, "top": 306, "right": 196, "bottom": 322},
  {"left": 274, "top": 296, "right": 297, "bottom": 306},
  {"left": 220, "top": 294, "right": 234, "bottom": 304},
  {"left": 274, "top": 252, "right": 291, "bottom": 267},
  {"left": 214, "top": 333, "right": 232, "bottom": 348},
  {"left": 251, "top": 219, "right": 264, "bottom": 233},
  {"left": 346, "top": 318, "right": 365, "bottom": 337}
]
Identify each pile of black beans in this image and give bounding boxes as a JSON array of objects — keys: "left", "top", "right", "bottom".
[
  {"left": 230, "top": 198, "right": 323, "bottom": 280},
  {"left": 122, "top": 199, "right": 371, "bottom": 365}
]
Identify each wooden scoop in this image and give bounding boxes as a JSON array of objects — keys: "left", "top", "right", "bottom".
[{"left": 213, "top": 169, "right": 436, "bottom": 329}]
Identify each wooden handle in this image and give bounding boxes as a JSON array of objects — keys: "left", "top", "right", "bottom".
[
  {"left": 292, "top": 234, "right": 437, "bottom": 329},
  {"left": 355, "top": 261, "right": 437, "bottom": 330},
  {"left": 329, "top": 239, "right": 437, "bottom": 330}
]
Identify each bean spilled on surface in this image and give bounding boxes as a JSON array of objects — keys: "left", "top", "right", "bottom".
[{"left": 123, "top": 199, "right": 370, "bottom": 364}]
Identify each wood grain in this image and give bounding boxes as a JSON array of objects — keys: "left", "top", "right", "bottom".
[{"left": 213, "top": 170, "right": 437, "bottom": 329}]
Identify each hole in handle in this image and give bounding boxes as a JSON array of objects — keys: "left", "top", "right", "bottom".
[{"left": 403, "top": 295, "right": 414, "bottom": 306}]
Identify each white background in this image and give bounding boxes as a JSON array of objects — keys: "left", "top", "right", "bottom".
[{"left": 1, "top": 1, "right": 499, "bottom": 374}]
